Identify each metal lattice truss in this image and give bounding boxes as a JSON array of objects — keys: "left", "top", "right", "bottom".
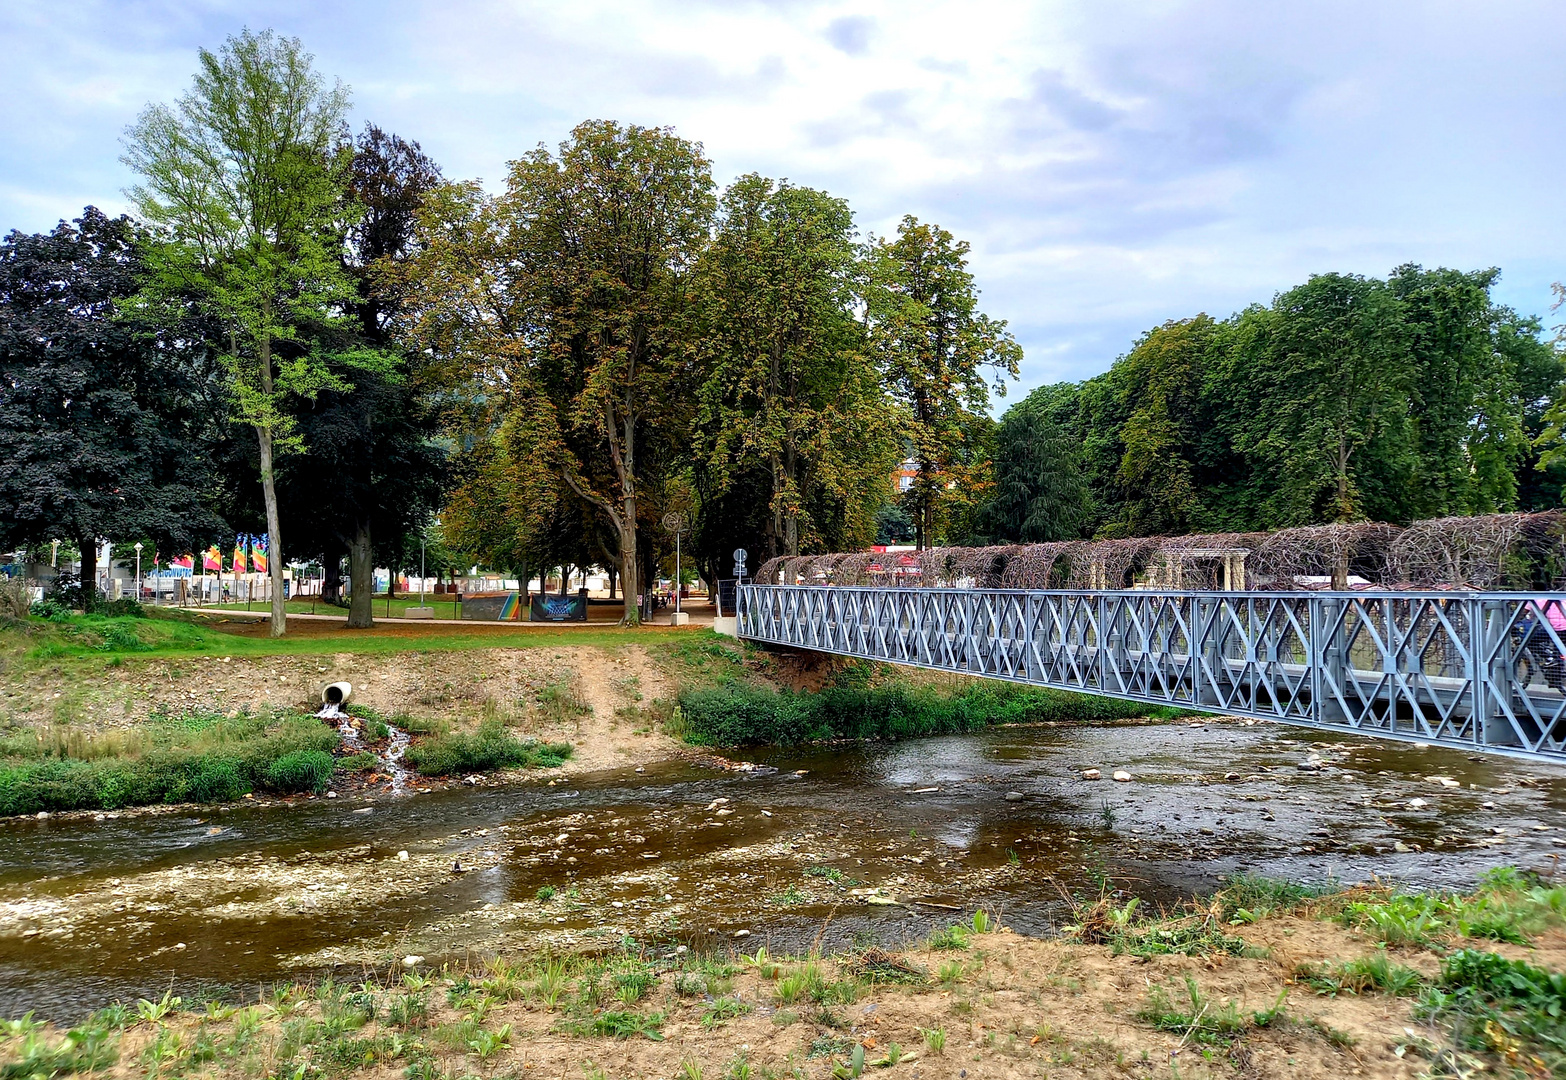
[{"left": 737, "top": 585, "right": 1566, "bottom": 761}]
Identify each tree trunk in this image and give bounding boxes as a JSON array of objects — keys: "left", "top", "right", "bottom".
[
  {"left": 620, "top": 522, "right": 640, "bottom": 625},
  {"left": 77, "top": 534, "right": 96, "bottom": 611},
  {"left": 256, "top": 428, "right": 287, "bottom": 637},
  {"left": 256, "top": 327, "right": 287, "bottom": 638},
  {"left": 607, "top": 565, "right": 617, "bottom": 599},
  {"left": 347, "top": 519, "right": 374, "bottom": 629},
  {"left": 322, "top": 540, "right": 345, "bottom": 605}
]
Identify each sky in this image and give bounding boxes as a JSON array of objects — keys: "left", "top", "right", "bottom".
[{"left": 2, "top": 0, "right": 1562, "bottom": 400}]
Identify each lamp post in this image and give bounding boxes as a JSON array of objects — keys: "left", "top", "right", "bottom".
[
  {"left": 662, "top": 513, "right": 686, "bottom": 623},
  {"left": 133, "top": 542, "right": 142, "bottom": 603},
  {"left": 420, "top": 535, "right": 426, "bottom": 610}
]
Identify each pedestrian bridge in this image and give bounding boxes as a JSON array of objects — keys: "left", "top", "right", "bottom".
[{"left": 735, "top": 584, "right": 1566, "bottom": 762}]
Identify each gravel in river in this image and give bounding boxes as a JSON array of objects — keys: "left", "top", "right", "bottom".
[{"left": 2, "top": 715, "right": 1564, "bottom": 1019}]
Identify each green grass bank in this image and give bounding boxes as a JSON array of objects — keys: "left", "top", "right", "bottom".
[
  {"left": 674, "top": 677, "right": 1178, "bottom": 746},
  {"left": 0, "top": 710, "right": 346, "bottom": 816}
]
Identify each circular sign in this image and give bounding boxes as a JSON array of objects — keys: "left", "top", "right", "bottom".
[{"left": 662, "top": 512, "right": 685, "bottom": 534}]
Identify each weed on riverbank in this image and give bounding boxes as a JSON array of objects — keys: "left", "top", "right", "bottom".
[
  {"left": 676, "top": 677, "right": 1175, "bottom": 745},
  {"left": 0, "top": 708, "right": 353, "bottom": 815},
  {"left": 402, "top": 717, "right": 571, "bottom": 776},
  {"left": 11, "top": 871, "right": 1566, "bottom": 1080}
]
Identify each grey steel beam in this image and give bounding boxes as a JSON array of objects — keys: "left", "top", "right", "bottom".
[{"left": 736, "top": 584, "right": 1566, "bottom": 763}]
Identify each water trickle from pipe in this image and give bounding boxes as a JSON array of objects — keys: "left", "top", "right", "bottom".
[{"left": 316, "top": 684, "right": 412, "bottom": 795}]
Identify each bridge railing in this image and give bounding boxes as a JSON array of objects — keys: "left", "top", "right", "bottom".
[{"left": 736, "top": 584, "right": 1566, "bottom": 760}]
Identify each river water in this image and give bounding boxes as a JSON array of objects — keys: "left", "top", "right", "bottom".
[{"left": 3, "top": 717, "right": 1565, "bottom": 1019}]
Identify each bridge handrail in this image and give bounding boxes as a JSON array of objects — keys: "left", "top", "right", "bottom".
[{"left": 733, "top": 582, "right": 1566, "bottom": 761}]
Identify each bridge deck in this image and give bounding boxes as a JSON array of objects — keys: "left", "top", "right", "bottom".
[{"left": 737, "top": 585, "right": 1566, "bottom": 762}]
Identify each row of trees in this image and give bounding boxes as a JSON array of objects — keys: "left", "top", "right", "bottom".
[
  {"left": 981, "top": 268, "right": 1566, "bottom": 544},
  {"left": 407, "top": 124, "right": 1020, "bottom": 620},
  {"left": 1, "top": 34, "right": 448, "bottom": 632},
  {"left": 4, "top": 30, "right": 1562, "bottom": 634},
  {"left": 0, "top": 30, "right": 1021, "bottom": 630}
]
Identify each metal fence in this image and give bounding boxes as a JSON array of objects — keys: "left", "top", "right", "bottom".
[{"left": 736, "top": 585, "right": 1566, "bottom": 761}]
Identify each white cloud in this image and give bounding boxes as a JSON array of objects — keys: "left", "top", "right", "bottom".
[{"left": 3, "top": 0, "right": 1562, "bottom": 394}]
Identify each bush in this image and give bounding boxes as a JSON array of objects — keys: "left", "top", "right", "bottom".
[
  {"left": 29, "top": 598, "right": 73, "bottom": 620},
  {"left": 677, "top": 681, "right": 1162, "bottom": 747},
  {"left": 403, "top": 719, "right": 571, "bottom": 776},
  {"left": 0, "top": 712, "right": 342, "bottom": 816},
  {"left": 265, "top": 750, "right": 336, "bottom": 794}
]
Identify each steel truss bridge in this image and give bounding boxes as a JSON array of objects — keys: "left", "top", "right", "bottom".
[{"left": 736, "top": 584, "right": 1566, "bottom": 762}]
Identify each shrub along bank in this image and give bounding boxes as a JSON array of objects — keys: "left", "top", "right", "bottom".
[
  {"left": 0, "top": 711, "right": 347, "bottom": 816},
  {"left": 675, "top": 679, "right": 1176, "bottom": 746},
  {"left": 402, "top": 718, "right": 571, "bottom": 776}
]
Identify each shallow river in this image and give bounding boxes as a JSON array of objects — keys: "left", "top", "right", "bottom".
[{"left": 4, "top": 717, "right": 1566, "bottom": 1019}]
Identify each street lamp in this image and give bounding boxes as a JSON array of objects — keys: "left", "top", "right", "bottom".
[
  {"left": 662, "top": 512, "right": 685, "bottom": 623},
  {"left": 133, "top": 542, "right": 142, "bottom": 603}
]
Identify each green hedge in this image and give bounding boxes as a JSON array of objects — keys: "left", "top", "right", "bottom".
[
  {"left": 402, "top": 719, "right": 572, "bottom": 777},
  {"left": 0, "top": 716, "right": 342, "bottom": 816},
  {"left": 677, "top": 681, "right": 1172, "bottom": 747}
]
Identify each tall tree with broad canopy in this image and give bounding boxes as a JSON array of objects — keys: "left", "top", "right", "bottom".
[
  {"left": 274, "top": 122, "right": 447, "bottom": 628},
  {"left": 406, "top": 121, "right": 715, "bottom": 624},
  {"left": 122, "top": 29, "right": 364, "bottom": 637},
  {"left": 692, "top": 174, "right": 898, "bottom": 565},
  {"left": 1225, "top": 274, "right": 1414, "bottom": 525},
  {"left": 862, "top": 217, "right": 1021, "bottom": 549},
  {"left": 0, "top": 209, "right": 224, "bottom": 601}
]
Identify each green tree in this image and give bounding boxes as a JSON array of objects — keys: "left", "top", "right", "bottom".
[
  {"left": 692, "top": 175, "right": 897, "bottom": 565},
  {"left": 122, "top": 28, "right": 358, "bottom": 637},
  {"left": 407, "top": 121, "right": 715, "bottom": 624},
  {"left": 976, "top": 404, "right": 1093, "bottom": 542},
  {"left": 277, "top": 123, "right": 448, "bottom": 628},
  {"left": 1231, "top": 274, "right": 1414, "bottom": 524},
  {"left": 1111, "top": 316, "right": 1220, "bottom": 535},
  {"left": 0, "top": 209, "right": 224, "bottom": 603},
  {"left": 1389, "top": 265, "right": 1527, "bottom": 515},
  {"left": 862, "top": 217, "right": 1021, "bottom": 548}
]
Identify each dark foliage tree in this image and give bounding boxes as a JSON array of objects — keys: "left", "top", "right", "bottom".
[
  {"left": 0, "top": 208, "right": 224, "bottom": 603},
  {"left": 975, "top": 405, "right": 1093, "bottom": 543},
  {"left": 286, "top": 123, "right": 447, "bottom": 627},
  {"left": 1015, "top": 263, "right": 1561, "bottom": 539}
]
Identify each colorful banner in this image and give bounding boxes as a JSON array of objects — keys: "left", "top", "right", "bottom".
[
  {"left": 203, "top": 546, "right": 222, "bottom": 572},
  {"left": 173, "top": 553, "right": 194, "bottom": 572},
  {"left": 251, "top": 533, "right": 269, "bottom": 574},
  {"left": 232, "top": 537, "right": 247, "bottom": 575}
]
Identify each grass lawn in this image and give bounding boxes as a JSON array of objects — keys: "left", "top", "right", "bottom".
[
  {"left": 192, "top": 593, "right": 682, "bottom": 622},
  {"left": 6, "top": 607, "right": 708, "bottom": 665}
]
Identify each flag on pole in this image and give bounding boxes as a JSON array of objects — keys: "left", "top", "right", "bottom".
[
  {"left": 252, "top": 534, "right": 269, "bottom": 574},
  {"left": 173, "top": 553, "right": 194, "bottom": 571},
  {"left": 203, "top": 546, "right": 222, "bottom": 572},
  {"left": 233, "top": 536, "right": 247, "bottom": 575}
]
